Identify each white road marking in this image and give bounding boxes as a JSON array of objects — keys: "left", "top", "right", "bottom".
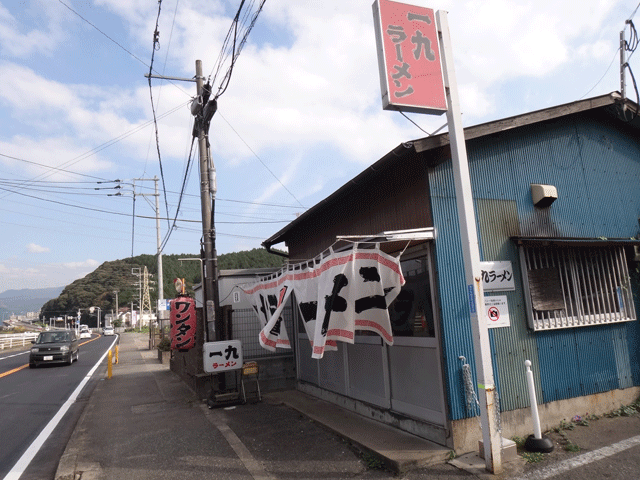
[
  {"left": 2, "top": 337, "right": 118, "bottom": 480},
  {"left": 0, "top": 351, "right": 29, "bottom": 361},
  {"left": 202, "top": 405, "right": 277, "bottom": 480},
  {"left": 516, "top": 435, "right": 640, "bottom": 480}
]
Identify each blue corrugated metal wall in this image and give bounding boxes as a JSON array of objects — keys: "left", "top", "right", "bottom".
[{"left": 430, "top": 114, "right": 640, "bottom": 420}]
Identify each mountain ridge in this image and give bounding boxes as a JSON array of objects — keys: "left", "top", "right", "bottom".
[{"left": 0, "top": 286, "right": 64, "bottom": 314}]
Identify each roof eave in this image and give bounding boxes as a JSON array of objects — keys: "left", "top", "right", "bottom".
[{"left": 263, "top": 92, "right": 639, "bottom": 249}]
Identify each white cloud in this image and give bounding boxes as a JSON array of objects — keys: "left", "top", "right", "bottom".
[
  {"left": 0, "top": 1, "right": 67, "bottom": 58},
  {"left": 62, "top": 259, "right": 99, "bottom": 269},
  {"left": 26, "top": 243, "right": 50, "bottom": 253}
]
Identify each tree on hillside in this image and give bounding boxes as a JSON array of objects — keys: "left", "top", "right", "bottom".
[{"left": 39, "top": 248, "right": 286, "bottom": 323}]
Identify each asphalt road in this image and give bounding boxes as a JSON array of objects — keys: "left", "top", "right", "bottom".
[{"left": 0, "top": 333, "right": 116, "bottom": 480}]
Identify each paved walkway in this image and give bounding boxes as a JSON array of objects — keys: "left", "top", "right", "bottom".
[{"left": 54, "top": 333, "right": 640, "bottom": 480}]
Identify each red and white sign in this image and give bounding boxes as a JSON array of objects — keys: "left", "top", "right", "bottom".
[{"left": 373, "top": 0, "right": 447, "bottom": 114}]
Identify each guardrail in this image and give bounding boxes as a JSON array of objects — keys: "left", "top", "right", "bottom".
[{"left": 0, "top": 332, "right": 39, "bottom": 350}]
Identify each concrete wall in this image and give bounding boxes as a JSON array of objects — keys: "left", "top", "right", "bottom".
[{"left": 450, "top": 386, "right": 640, "bottom": 454}]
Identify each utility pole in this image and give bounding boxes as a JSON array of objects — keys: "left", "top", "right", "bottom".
[
  {"left": 146, "top": 61, "right": 220, "bottom": 343},
  {"left": 621, "top": 28, "right": 627, "bottom": 102},
  {"left": 113, "top": 290, "right": 119, "bottom": 326},
  {"left": 194, "top": 59, "right": 220, "bottom": 342}
]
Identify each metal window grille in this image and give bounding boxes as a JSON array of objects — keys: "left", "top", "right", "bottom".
[
  {"left": 231, "top": 307, "right": 294, "bottom": 360},
  {"left": 520, "top": 244, "right": 636, "bottom": 331}
]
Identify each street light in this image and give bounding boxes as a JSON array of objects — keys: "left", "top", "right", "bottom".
[{"left": 89, "top": 306, "right": 102, "bottom": 330}]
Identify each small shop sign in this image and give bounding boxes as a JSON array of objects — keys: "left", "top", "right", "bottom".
[{"left": 480, "top": 261, "right": 515, "bottom": 292}]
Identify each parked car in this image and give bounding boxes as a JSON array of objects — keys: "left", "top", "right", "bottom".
[
  {"left": 103, "top": 326, "right": 115, "bottom": 336},
  {"left": 29, "top": 330, "right": 79, "bottom": 367},
  {"left": 79, "top": 326, "right": 91, "bottom": 339}
]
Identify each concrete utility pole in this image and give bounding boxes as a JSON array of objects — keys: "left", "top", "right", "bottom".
[
  {"left": 147, "top": 61, "right": 220, "bottom": 343},
  {"left": 437, "top": 11, "right": 502, "bottom": 473},
  {"left": 194, "top": 59, "right": 220, "bottom": 342}
]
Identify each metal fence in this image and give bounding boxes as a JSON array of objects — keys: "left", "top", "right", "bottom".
[
  {"left": 0, "top": 332, "right": 39, "bottom": 350},
  {"left": 231, "top": 307, "right": 294, "bottom": 360}
]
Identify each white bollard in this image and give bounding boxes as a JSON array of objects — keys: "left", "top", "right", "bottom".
[
  {"left": 525, "top": 360, "right": 542, "bottom": 439},
  {"left": 524, "top": 360, "right": 554, "bottom": 453}
]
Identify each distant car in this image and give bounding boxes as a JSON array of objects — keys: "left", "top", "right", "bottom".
[
  {"left": 30, "top": 330, "right": 79, "bottom": 367},
  {"left": 79, "top": 327, "right": 91, "bottom": 339},
  {"left": 103, "top": 326, "right": 115, "bottom": 336}
]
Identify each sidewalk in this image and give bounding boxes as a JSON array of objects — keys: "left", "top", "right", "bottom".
[{"left": 54, "top": 333, "right": 640, "bottom": 480}]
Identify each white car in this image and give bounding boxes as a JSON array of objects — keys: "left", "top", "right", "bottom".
[
  {"left": 103, "top": 326, "right": 115, "bottom": 336},
  {"left": 79, "top": 328, "right": 91, "bottom": 339}
]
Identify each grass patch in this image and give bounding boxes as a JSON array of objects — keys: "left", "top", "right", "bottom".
[
  {"left": 521, "top": 452, "right": 545, "bottom": 463},
  {"left": 564, "top": 442, "right": 581, "bottom": 452},
  {"left": 511, "top": 436, "right": 526, "bottom": 448},
  {"left": 361, "top": 452, "right": 385, "bottom": 470}
]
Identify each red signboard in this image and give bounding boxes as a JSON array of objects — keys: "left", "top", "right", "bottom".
[
  {"left": 373, "top": 0, "right": 447, "bottom": 114},
  {"left": 170, "top": 294, "right": 197, "bottom": 351}
]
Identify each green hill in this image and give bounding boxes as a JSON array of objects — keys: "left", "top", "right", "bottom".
[{"left": 39, "top": 248, "right": 285, "bottom": 323}]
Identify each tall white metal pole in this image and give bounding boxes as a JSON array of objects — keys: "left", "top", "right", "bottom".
[{"left": 436, "top": 10, "right": 502, "bottom": 473}]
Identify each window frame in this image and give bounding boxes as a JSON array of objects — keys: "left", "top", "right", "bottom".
[{"left": 519, "top": 242, "right": 637, "bottom": 331}]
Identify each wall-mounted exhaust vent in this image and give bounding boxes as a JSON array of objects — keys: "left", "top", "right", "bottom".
[{"left": 531, "top": 184, "right": 557, "bottom": 208}]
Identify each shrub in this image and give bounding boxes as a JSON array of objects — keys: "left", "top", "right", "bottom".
[{"left": 157, "top": 336, "right": 171, "bottom": 351}]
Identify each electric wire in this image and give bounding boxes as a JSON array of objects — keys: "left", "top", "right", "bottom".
[
  {"left": 580, "top": 47, "right": 621, "bottom": 99},
  {"left": 160, "top": 137, "right": 196, "bottom": 252},
  {"left": 57, "top": 0, "right": 191, "bottom": 99},
  {"left": 209, "top": 0, "right": 266, "bottom": 101},
  {"left": 217, "top": 110, "right": 305, "bottom": 208},
  {"left": 57, "top": 0, "right": 148, "bottom": 68},
  {"left": 629, "top": 2, "right": 640, "bottom": 22},
  {"left": 147, "top": 0, "right": 172, "bottom": 233},
  {"left": 0, "top": 100, "right": 189, "bottom": 202},
  {"left": 153, "top": 0, "right": 271, "bottom": 253}
]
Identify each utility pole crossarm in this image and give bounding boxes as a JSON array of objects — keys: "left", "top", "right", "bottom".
[{"left": 145, "top": 73, "right": 198, "bottom": 83}]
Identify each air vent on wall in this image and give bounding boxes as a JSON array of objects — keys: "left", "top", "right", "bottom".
[{"left": 531, "top": 184, "right": 557, "bottom": 208}]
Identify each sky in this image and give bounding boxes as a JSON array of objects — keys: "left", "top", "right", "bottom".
[{"left": 0, "top": 0, "right": 638, "bottom": 293}]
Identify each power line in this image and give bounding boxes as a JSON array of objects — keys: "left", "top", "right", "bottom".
[
  {"left": 57, "top": 0, "right": 149, "bottom": 68},
  {"left": 0, "top": 101, "right": 189, "bottom": 201},
  {"left": 209, "top": 0, "right": 266, "bottom": 101},
  {"left": 217, "top": 110, "right": 305, "bottom": 208},
  {"left": 629, "top": 2, "right": 640, "bottom": 21},
  {"left": 160, "top": 137, "right": 196, "bottom": 251},
  {"left": 147, "top": 0, "right": 172, "bottom": 233}
]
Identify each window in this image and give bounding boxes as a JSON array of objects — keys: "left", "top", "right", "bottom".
[
  {"left": 388, "top": 255, "right": 435, "bottom": 337},
  {"left": 520, "top": 244, "right": 636, "bottom": 331}
]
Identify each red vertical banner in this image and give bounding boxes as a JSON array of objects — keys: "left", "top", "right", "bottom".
[
  {"left": 373, "top": 0, "right": 446, "bottom": 114},
  {"left": 170, "top": 294, "right": 197, "bottom": 351}
]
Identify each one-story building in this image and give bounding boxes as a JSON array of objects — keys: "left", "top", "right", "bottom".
[{"left": 260, "top": 92, "right": 640, "bottom": 453}]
